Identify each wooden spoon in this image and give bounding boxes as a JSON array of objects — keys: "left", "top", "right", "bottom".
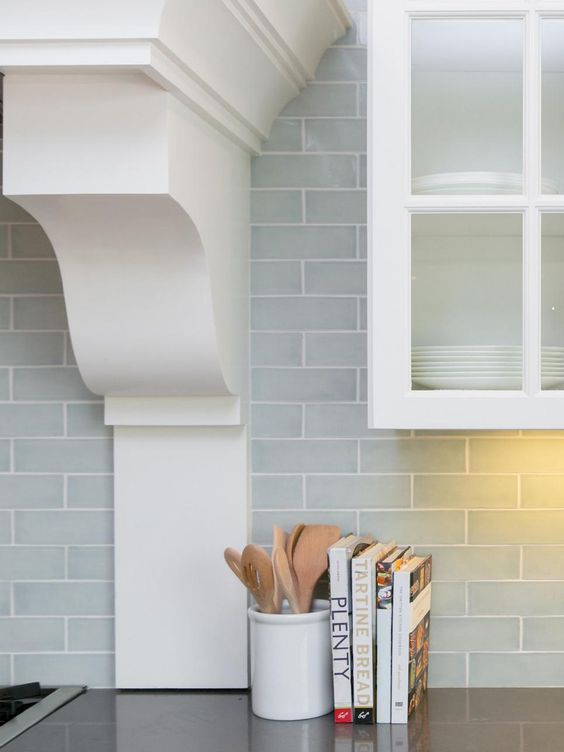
[
  {"left": 292, "top": 525, "right": 341, "bottom": 613},
  {"left": 241, "top": 544, "right": 277, "bottom": 614},
  {"left": 286, "top": 522, "right": 305, "bottom": 574},
  {"left": 271, "top": 526, "right": 288, "bottom": 612},
  {"left": 224, "top": 547, "right": 246, "bottom": 586},
  {"left": 272, "top": 546, "right": 300, "bottom": 614}
]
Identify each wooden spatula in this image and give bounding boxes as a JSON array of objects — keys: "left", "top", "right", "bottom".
[
  {"left": 292, "top": 525, "right": 341, "bottom": 613},
  {"left": 286, "top": 523, "right": 305, "bottom": 574},
  {"left": 272, "top": 545, "right": 300, "bottom": 614},
  {"left": 224, "top": 547, "right": 246, "bottom": 586},
  {"left": 241, "top": 544, "right": 277, "bottom": 614},
  {"left": 271, "top": 526, "right": 288, "bottom": 612}
]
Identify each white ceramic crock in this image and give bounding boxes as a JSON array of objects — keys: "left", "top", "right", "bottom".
[{"left": 248, "top": 599, "right": 333, "bottom": 721}]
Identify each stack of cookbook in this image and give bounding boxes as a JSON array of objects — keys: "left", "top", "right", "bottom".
[{"left": 328, "top": 534, "right": 432, "bottom": 725}]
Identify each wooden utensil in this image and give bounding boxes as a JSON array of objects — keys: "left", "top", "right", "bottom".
[
  {"left": 241, "top": 544, "right": 277, "bottom": 614},
  {"left": 292, "top": 525, "right": 341, "bottom": 613},
  {"left": 271, "top": 526, "right": 288, "bottom": 613},
  {"left": 224, "top": 547, "right": 246, "bottom": 586},
  {"left": 272, "top": 545, "right": 300, "bottom": 614},
  {"left": 286, "top": 522, "right": 305, "bottom": 573}
]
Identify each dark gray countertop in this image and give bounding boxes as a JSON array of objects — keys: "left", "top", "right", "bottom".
[{"left": 5, "top": 688, "right": 564, "bottom": 751}]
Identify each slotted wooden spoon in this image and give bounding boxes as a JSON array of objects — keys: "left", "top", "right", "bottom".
[
  {"left": 292, "top": 525, "right": 341, "bottom": 613},
  {"left": 241, "top": 544, "right": 277, "bottom": 614}
]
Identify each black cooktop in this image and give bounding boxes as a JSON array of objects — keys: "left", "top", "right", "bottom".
[{"left": 0, "top": 683, "right": 53, "bottom": 726}]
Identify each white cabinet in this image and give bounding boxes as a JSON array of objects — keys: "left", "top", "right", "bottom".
[{"left": 369, "top": 2, "right": 564, "bottom": 428}]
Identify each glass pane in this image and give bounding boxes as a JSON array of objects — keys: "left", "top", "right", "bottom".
[
  {"left": 542, "top": 21, "right": 564, "bottom": 194},
  {"left": 411, "top": 214, "right": 523, "bottom": 391},
  {"left": 412, "top": 20, "right": 524, "bottom": 194},
  {"left": 541, "top": 215, "right": 564, "bottom": 389}
]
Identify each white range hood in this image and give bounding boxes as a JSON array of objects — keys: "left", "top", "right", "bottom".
[{"left": 0, "top": 0, "right": 351, "bottom": 687}]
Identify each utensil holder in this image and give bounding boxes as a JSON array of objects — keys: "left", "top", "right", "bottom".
[{"left": 248, "top": 599, "right": 333, "bottom": 721}]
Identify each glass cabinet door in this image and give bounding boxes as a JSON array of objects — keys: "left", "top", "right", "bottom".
[
  {"left": 411, "top": 214, "right": 523, "bottom": 390},
  {"left": 412, "top": 19, "right": 524, "bottom": 194},
  {"left": 541, "top": 215, "right": 564, "bottom": 389},
  {"left": 542, "top": 20, "right": 564, "bottom": 194}
]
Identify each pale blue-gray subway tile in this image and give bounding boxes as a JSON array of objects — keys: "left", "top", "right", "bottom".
[
  {"left": 0, "top": 547, "right": 65, "bottom": 579},
  {"left": 358, "top": 226, "right": 367, "bottom": 258},
  {"left": 469, "top": 438, "right": 564, "bottom": 473},
  {"left": 428, "top": 653, "right": 466, "bottom": 688},
  {"left": 523, "top": 546, "right": 564, "bottom": 580},
  {"left": 250, "top": 190, "right": 303, "bottom": 224},
  {"left": 306, "top": 190, "right": 367, "bottom": 224},
  {"left": 306, "top": 474, "right": 410, "bottom": 509},
  {"left": 252, "top": 297, "right": 357, "bottom": 331},
  {"left": 0, "top": 445, "right": 10, "bottom": 474},
  {"left": 0, "top": 618, "right": 64, "bottom": 651},
  {"left": 523, "top": 618, "right": 564, "bottom": 650},
  {"left": 305, "top": 403, "right": 408, "bottom": 438},
  {"left": 252, "top": 154, "right": 357, "bottom": 189},
  {"left": 251, "top": 261, "right": 302, "bottom": 295},
  {"left": 358, "top": 297, "right": 367, "bottom": 330},
  {"left": 306, "top": 332, "right": 366, "bottom": 366},
  {"left": 15, "top": 510, "right": 113, "bottom": 544},
  {"left": 251, "top": 404, "right": 303, "bottom": 438},
  {"left": 521, "top": 475, "right": 564, "bottom": 508},
  {"left": 14, "top": 653, "right": 115, "bottom": 688},
  {"left": 15, "top": 439, "right": 113, "bottom": 472},
  {"left": 0, "top": 404, "right": 63, "bottom": 437},
  {"left": 359, "top": 154, "right": 366, "bottom": 187},
  {"left": 0, "top": 475, "right": 64, "bottom": 508},
  {"left": 414, "top": 475, "right": 518, "bottom": 509},
  {"left": 469, "top": 510, "right": 564, "bottom": 545},
  {"left": 304, "top": 261, "right": 366, "bottom": 294},
  {"left": 0, "top": 333, "right": 64, "bottom": 365},
  {"left": 11, "top": 225, "right": 55, "bottom": 258},
  {"left": 252, "top": 510, "right": 357, "bottom": 544},
  {"left": 430, "top": 617, "right": 519, "bottom": 652},
  {"left": 315, "top": 48, "right": 367, "bottom": 82},
  {"left": 67, "top": 475, "right": 114, "bottom": 509},
  {"left": 469, "top": 654, "right": 564, "bottom": 687},
  {"left": 305, "top": 119, "right": 367, "bottom": 152},
  {"left": 0, "top": 261, "right": 62, "bottom": 293},
  {"left": 344, "top": 0, "right": 367, "bottom": 12},
  {"left": 251, "top": 333, "right": 303, "bottom": 366},
  {"left": 0, "top": 197, "right": 34, "bottom": 222},
  {"left": 0, "top": 371, "right": 8, "bottom": 400},
  {"left": 336, "top": 19, "right": 358, "bottom": 46},
  {"left": 14, "top": 367, "right": 99, "bottom": 401},
  {"left": 68, "top": 618, "right": 115, "bottom": 652},
  {"left": 431, "top": 583, "right": 466, "bottom": 616},
  {"left": 0, "top": 299, "right": 10, "bottom": 329},
  {"left": 68, "top": 546, "right": 114, "bottom": 580},
  {"left": 359, "top": 510, "right": 465, "bottom": 544},
  {"left": 281, "top": 83, "right": 357, "bottom": 117},
  {"left": 14, "top": 582, "right": 114, "bottom": 616},
  {"left": 252, "top": 475, "right": 303, "bottom": 509},
  {"left": 0, "top": 227, "right": 8, "bottom": 258},
  {"left": 413, "top": 546, "right": 520, "bottom": 581},
  {"left": 359, "top": 83, "right": 367, "bottom": 116},
  {"left": 360, "top": 439, "right": 466, "bottom": 473},
  {"left": 13, "top": 297, "right": 68, "bottom": 330},
  {"left": 0, "top": 584, "right": 11, "bottom": 615},
  {"left": 66, "top": 334, "right": 77, "bottom": 365},
  {"left": 469, "top": 581, "right": 564, "bottom": 616},
  {"left": 0, "top": 656, "right": 10, "bottom": 684},
  {"left": 66, "top": 403, "right": 111, "bottom": 437},
  {"left": 252, "top": 226, "right": 357, "bottom": 259},
  {"left": 253, "top": 368, "right": 356, "bottom": 402},
  {"left": 261, "top": 119, "right": 303, "bottom": 152},
  {"left": 252, "top": 439, "right": 357, "bottom": 473}
]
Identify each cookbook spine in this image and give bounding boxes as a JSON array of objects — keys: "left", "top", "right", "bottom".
[
  {"left": 329, "top": 546, "right": 354, "bottom": 723},
  {"left": 352, "top": 556, "right": 375, "bottom": 724},
  {"left": 375, "top": 549, "right": 410, "bottom": 724},
  {"left": 390, "top": 568, "right": 411, "bottom": 724}
]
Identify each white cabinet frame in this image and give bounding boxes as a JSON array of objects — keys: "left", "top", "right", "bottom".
[{"left": 368, "top": 0, "right": 564, "bottom": 428}]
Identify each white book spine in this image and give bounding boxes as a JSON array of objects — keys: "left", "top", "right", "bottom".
[
  {"left": 376, "top": 606, "right": 393, "bottom": 723},
  {"left": 390, "top": 569, "right": 410, "bottom": 724},
  {"left": 329, "top": 546, "right": 354, "bottom": 722},
  {"left": 351, "top": 556, "right": 374, "bottom": 722}
]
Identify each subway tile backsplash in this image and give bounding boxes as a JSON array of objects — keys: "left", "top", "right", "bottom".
[{"left": 250, "top": 0, "right": 564, "bottom": 688}]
